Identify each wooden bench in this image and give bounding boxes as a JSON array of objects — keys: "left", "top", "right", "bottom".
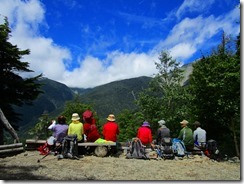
[
  {"left": 25, "top": 139, "right": 117, "bottom": 157},
  {"left": 0, "top": 143, "right": 24, "bottom": 157},
  {"left": 78, "top": 142, "right": 117, "bottom": 157}
]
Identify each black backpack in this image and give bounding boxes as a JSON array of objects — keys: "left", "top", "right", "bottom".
[
  {"left": 157, "top": 128, "right": 170, "bottom": 145},
  {"left": 206, "top": 139, "right": 220, "bottom": 161},
  {"left": 160, "top": 137, "right": 174, "bottom": 159},
  {"left": 61, "top": 135, "right": 79, "bottom": 159}
]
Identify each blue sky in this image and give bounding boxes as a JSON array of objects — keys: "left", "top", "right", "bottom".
[{"left": 0, "top": 0, "right": 240, "bottom": 88}]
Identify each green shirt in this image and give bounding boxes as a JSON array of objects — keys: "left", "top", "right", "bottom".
[{"left": 178, "top": 126, "right": 194, "bottom": 146}]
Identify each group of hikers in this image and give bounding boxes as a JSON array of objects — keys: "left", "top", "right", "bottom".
[
  {"left": 42, "top": 110, "right": 119, "bottom": 158},
  {"left": 40, "top": 109, "right": 219, "bottom": 160}
]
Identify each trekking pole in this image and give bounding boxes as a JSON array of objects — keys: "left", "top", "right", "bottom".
[
  {"left": 37, "top": 151, "right": 51, "bottom": 163},
  {"left": 37, "top": 144, "right": 61, "bottom": 163}
]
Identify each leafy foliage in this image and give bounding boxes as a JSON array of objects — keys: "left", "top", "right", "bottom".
[
  {"left": 15, "top": 78, "right": 74, "bottom": 140},
  {"left": 79, "top": 76, "right": 151, "bottom": 118},
  {"left": 188, "top": 33, "right": 240, "bottom": 156},
  {"left": 116, "top": 109, "right": 145, "bottom": 141},
  {"left": 0, "top": 18, "right": 42, "bottom": 144},
  {"left": 136, "top": 51, "right": 192, "bottom": 137},
  {"left": 61, "top": 94, "right": 93, "bottom": 124},
  {"left": 28, "top": 112, "right": 52, "bottom": 140}
]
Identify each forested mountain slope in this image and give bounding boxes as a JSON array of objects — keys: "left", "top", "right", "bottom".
[
  {"left": 75, "top": 76, "right": 152, "bottom": 118},
  {"left": 14, "top": 63, "right": 192, "bottom": 139}
]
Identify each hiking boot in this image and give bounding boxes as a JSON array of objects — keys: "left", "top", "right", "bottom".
[
  {"left": 73, "top": 156, "right": 80, "bottom": 160},
  {"left": 67, "top": 153, "right": 73, "bottom": 158},
  {"left": 57, "top": 154, "right": 64, "bottom": 160}
]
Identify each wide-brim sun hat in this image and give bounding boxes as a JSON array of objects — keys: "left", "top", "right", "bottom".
[
  {"left": 180, "top": 120, "right": 189, "bottom": 125},
  {"left": 71, "top": 113, "right": 80, "bottom": 121},
  {"left": 142, "top": 121, "right": 150, "bottom": 127},
  {"left": 107, "top": 114, "right": 115, "bottom": 121}
]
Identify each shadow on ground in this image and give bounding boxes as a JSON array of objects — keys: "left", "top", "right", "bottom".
[{"left": 0, "top": 164, "right": 51, "bottom": 180}]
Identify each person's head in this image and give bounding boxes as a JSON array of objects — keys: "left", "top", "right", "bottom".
[
  {"left": 83, "top": 110, "right": 93, "bottom": 123},
  {"left": 58, "top": 115, "right": 66, "bottom": 124},
  {"left": 142, "top": 121, "right": 150, "bottom": 127},
  {"left": 193, "top": 121, "right": 201, "bottom": 128},
  {"left": 71, "top": 113, "right": 80, "bottom": 121},
  {"left": 158, "top": 120, "right": 165, "bottom": 127},
  {"left": 180, "top": 120, "right": 189, "bottom": 127},
  {"left": 107, "top": 114, "right": 115, "bottom": 122}
]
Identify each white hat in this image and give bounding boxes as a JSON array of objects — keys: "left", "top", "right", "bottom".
[
  {"left": 107, "top": 114, "right": 115, "bottom": 121},
  {"left": 71, "top": 113, "right": 80, "bottom": 121},
  {"left": 158, "top": 120, "right": 166, "bottom": 126}
]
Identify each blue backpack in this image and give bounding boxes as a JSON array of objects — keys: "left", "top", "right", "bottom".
[{"left": 172, "top": 138, "right": 186, "bottom": 157}]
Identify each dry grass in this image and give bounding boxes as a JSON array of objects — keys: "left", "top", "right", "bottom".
[{"left": 0, "top": 151, "right": 240, "bottom": 181}]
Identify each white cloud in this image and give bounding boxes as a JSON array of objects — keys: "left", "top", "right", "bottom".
[
  {"left": 176, "top": 0, "right": 215, "bottom": 19},
  {"left": 0, "top": 0, "right": 240, "bottom": 89},
  {"left": 154, "top": 7, "right": 239, "bottom": 61},
  {"left": 60, "top": 51, "right": 158, "bottom": 88},
  {"left": 169, "top": 43, "right": 196, "bottom": 60},
  {"left": 0, "top": 0, "right": 71, "bottom": 82}
]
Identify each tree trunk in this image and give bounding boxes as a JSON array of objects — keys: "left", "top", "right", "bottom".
[
  {"left": 230, "top": 118, "right": 240, "bottom": 158},
  {"left": 0, "top": 123, "right": 3, "bottom": 145},
  {"left": 0, "top": 108, "right": 20, "bottom": 143}
]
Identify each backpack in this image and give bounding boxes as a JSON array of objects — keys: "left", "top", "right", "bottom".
[
  {"left": 172, "top": 138, "right": 186, "bottom": 157},
  {"left": 61, "top": 135, "right": 79, "bottom": 159},
  {"left": 205, "top": 139, "right": 220, "bottom": 161},
  {"left": 38, "top": 142, "right": 50, "bottom": 155},
  {"left": 37, "top": 136, "right": 55, "bottom": 155},
  {"left": 157, "top": 127, "right": 170, "bottom": 145},
  {"left": 126, "top": 138, "right": 149, "bottom": 159},
  {"left": 159, "top": 137, "right": 174, "bottom": 159}
]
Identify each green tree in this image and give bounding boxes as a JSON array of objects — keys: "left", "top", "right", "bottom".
[
  {"left": 28, "top": 95, "right": 98, "bottom": 139},
  {"left": 116, "top": 109, "right": 144, "bottom": 142},
  {"left": 28, "top": 111, "right": 51, "bottom": 140},
  {"left": 189, "top": 33, "right": 240, "bottom": 157},
  {"left": 137, "top": 51, "right": 192, "bottom": 136},
  {"left": 0, "top": 18, "right": 42, "bottom": 144},
  {"left": 61, "top": 94, "right": 94, "bottom": 124}
]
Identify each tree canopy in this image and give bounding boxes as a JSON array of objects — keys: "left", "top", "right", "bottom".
[
  {"left": 136, "top": 51, "right": 192, "bottom": 137},
  {"left": 188, "top": 33, "right": 240, "bottom": 156},
  {"left": 0, "top": 18, "right": 42, "bottom": 144}
]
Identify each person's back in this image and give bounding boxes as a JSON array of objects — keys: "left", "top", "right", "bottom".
[
  {"left": 68, "top": 113, "right": 84, "bottom": 142},
  {"left": 53, "top": 124, "right": 69, "bottom": 143},
  {"left": 103, "top": 114, "right": 119, "bottom": 142},
  {"left": 178, "top": 120, "right": 194, "bottom": 151},
  {"left": 156, "top": 120, "right": 170, "bottom": 145},
  {"left": 84, "top": 121, "right": 100, "bottom": 142},
  {"left": 193, "top": 121, "right": 206, "bottom": 148},
  {"left": 137, "top": 121, "right": 152, "bottom": 146},
  {"left": 83, "top": 110, "right": 100, "bottom": 142},
  {"left": 48, "top": 116, "right": 68, "bottom": 143}
]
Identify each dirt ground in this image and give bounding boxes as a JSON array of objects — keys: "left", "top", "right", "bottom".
[{"left": 0, "top": 150, "right": 240, "bottom": 181}]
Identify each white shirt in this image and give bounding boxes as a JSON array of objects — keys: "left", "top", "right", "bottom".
[{"left": 193, "top": 127, "right": 206, "bottom": 144}]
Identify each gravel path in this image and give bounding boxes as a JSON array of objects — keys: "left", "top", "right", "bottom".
[{"left": 0, "top": 151, "right": 240, "bottom": 181}]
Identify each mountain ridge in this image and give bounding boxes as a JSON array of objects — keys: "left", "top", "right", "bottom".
[{"left": 14, "top": 63, "right": 193, "bottom": 139}]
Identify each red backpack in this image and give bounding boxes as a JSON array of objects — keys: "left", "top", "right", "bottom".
[{"left": 37, "top": 142, "right": 50, "bottom": 155}]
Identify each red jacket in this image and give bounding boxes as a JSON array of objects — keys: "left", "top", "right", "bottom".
[
  {"left": 102, "top": 121, "right": 119, "bottom": 142},
  {"left": 83, "top": 118, "right": 100, "bottom": 142},
  {"left": 137, "top": 126, "right": 152, "bottom": 145}
]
